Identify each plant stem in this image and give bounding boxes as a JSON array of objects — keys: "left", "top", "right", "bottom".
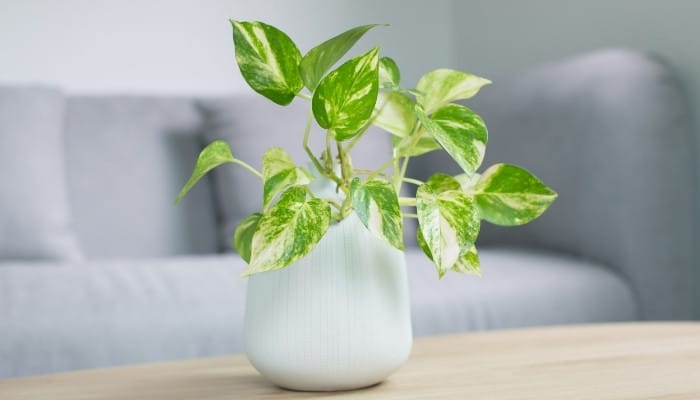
[
  {"left": 232, "top": 159, "right": 263, "bottom": 180},
  {"left": 398, "top": 197, "right": 417, "bottom": 206},
  {"left": 368, "top": 157, "right": 395, "bottom": 181},
  {"left": 402, "top": 213, "right": 419, "bottom": 219},
  {"left": 303, "top": 108, "right": 343, "bottom": 188},
  {"left": 402, "top": 177, "right": 424, "bottom": 186},
  {"left": 296, "top": 92, "right": 312, "bottom": 100},
  {"left": 327, "top": 199, "right": 343, "bottom": 212},
  {"left": 303, "top": 107, "right": 323, "bottom": 173}
]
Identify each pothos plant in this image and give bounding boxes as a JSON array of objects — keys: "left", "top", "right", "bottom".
[{"left": 176, "top": 21, "right": 557, "bottom": 278}]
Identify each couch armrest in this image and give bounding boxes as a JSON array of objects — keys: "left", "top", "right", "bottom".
[
  {"left": 408, "top": 49, "right": 697, "bottom": 319},
  {"left": 0, "top": 255, "right": 247, "bottom": 379}
]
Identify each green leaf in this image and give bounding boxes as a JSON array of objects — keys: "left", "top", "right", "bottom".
[
  {"left": 175, "top": 140, "right": 235, "bottom": 205},
  {"left": 373, "top": 91, "right": 416, "bottom": 137},
  {"left": 416, "top": 173, "right": 480, "bottom": 278},
  {"left": 416, "top": 68, "right": 491, "bottom": 114},
  {"left": 417, "top": 104, "right": 488, "bottom": 176},
  {"left": 417, "top": 228, "right": 481, "bottom": 276},
  {"left": 231, "top": 20, "right": 303, "bottom": 105},
  {"left": 262, "top": 147, "right": 312, "bottom": 208},
  {"left": 392, "top": 135, "right": 440, "bottom": 157},
  {"left": 300, "top": 24, "right": 384, "bottom": 91},
  {"left": 416, "top": 225, "right": 433, "bottom": 261},
  {"left": 244, "top": 187, "right": 331, "bottom": 276},
  {"left": 475, "top": 164, "right": 557, "bottom": 226},
  {"left": 452, "top": 245, "right": 481, "bottom": 276},
  {"left": 454, "top": 172, "right": 481, "bottom": 194},
  {"left": 312, "top": 47, "right": 380, "bottom": 141},
  {"left": 233, "top": 213, "right": 263, "bottom": 263},
  {"left": 379, "top": 56, "right": 400, "bottom": 88},
  {"left": 391, "top": 130, "right": 441, "bottom": 157},
  {"left": 349, "top": 178, "right": 403, "bottom": 250}
]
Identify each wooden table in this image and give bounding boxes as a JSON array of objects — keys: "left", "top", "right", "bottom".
[{"left": 1, "top": 323, "right": 699, "bottom": 399}]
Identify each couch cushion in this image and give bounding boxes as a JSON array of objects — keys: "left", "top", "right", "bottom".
[
  {"left": 407, "top": 248, "right": 638, "bottom": 335},
  {"left": 0, "top": 255, "right": 246, "bottom": 378},
  {"left": 0, "top": 249, "right": 636, "bottom": 378},
  {"left": 196, "top": 95, "right": 395, "bottom": 251},
  {"left": 65, "top": 97, "right": 218, "bottom": 259},
  {"left": 0, "top": 86, "right": 83, "bottom": 261}
]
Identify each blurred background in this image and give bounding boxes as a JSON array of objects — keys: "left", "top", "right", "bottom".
[
  {"left": 1, "top": 0, "right": 699, "bottom": 379},
  {"left": 4, "top": 0, "right": 697, "bottom": 310},
  {"left": 1, "top": 0, "right": 698, "bottom": 108}
]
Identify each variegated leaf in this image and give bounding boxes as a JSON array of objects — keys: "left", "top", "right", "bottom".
[
  {"left": 312, "top": 47, "right": 379, "bottom": 141},
  {"left": 452, "top": 245, "right": 481, "bottom": 276},
  {"left": 417, "top": 104, "right": 488, "bottom": 177},
  {"left": 475, "top": 164, "right": 557, "bottom": 226},
  {"left": 300, "top": 24, "right": 384, "bottom": 91},
  {"left": 233, "top": 213, "right": 262, "bottom": 263},
  {"left": 349, "top": 178, "right": 403, "bottom": 250},
  {"left": 262, "top": 147, "right": 312, "bottom": 208},
  {"left": 176, "top": 140, "right": 235, "bottom": 205},
  {"left": 454, "top": 172, "right": 481, "bottom": 194},
  {"left": 416, "top": 173, "right": 480, "bottom": 277},
  {"left": 391, "top": 134, "right": 441, "bottom": 157},
  {"left": 373, "top": 91, "right": 416, "bottom": 137},
  {"left": 417, "top": 228, "right": 481, "bottom": 276},
  {"left": 231, "top": 20, "right": 303, "bottom": 105},
  {"left": 416, "top": 68, "right": 491, "bottom": 114},
  {"left": 244, "top": 187, "right": 331, "bottom": 276},
  {"left": 379, "top": 56, "right": 400, "bottom": 88}
]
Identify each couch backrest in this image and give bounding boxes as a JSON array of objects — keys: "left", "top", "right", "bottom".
[
  {"left": 64, "top": 96, "right": 218, "bottom": 259},
  {"left": 408, "top": 49, "right": 697, "bottom": 319}
]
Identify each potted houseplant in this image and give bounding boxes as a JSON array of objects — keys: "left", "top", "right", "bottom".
[{"left": 176, "top": 21, "right": 556, "bottom": 391}]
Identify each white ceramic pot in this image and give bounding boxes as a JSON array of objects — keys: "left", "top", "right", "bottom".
[{"left": 244, "top": 212, "right": 412, "bottom": 391}]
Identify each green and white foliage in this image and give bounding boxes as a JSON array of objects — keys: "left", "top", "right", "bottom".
[
  {"left": 176, "top": 21, "right": 557, "bottom": 278},
  {"left": 474, "top": 164, "right": 557, "bottom": 226},
  {"left": 416, "top": 69, "right": 491, "bottom": 114},
  {"left": 417, "top": 103, "right": 488, "bottom": 177},
  {"left": 175, "top": 140, "right": 236, "bottom": 205},
  {"left": 244, "top": 187, "right": 331, "bottom": 276},
  {"left": 262, "top": 148, "right": 312, "bottom": 209},
  {"left": 312, "top": 47, "right": 380, "bottom": 140},
  {"left": 231, "top": 20, "right": 304, "bottom": 105},
  {"left": 349, "top": 178, "right": 403, "bottom": 250},
  {"left": 233, "top": 213, "right": 263, "bottom": 263},
  {"left": 300, "top": 24, "right": 384, "bottom": 91},
  {"left": 416, "top": 174, "right": 480, "bottom": 278}
]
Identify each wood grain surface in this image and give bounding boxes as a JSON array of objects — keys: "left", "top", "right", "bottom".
[{"left": 1, "top": 322, "right": 699, "bottom": 399}]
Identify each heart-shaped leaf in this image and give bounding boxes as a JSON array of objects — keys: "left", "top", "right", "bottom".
[
  {"left": 373, "top": 91, "right": 416, "bottom": 137},
  {"left": 312, "top": 47, "right": 379, "bottom": 141},
  {"left": 417, "top": 228, "right": 481, "bottom": 277},
  {"left": 392, "top": 134, "right": 441, "bottom": 157},
  {"left": 417, "top": 103, "right": 488, "bottom": 177},
  {"left": 233, "top": 213, "right": 263, "bottom": 263},
  {"left": 379, "top": 56, "right": 400, "bottom": 88},
  {"left": 262, "top": 147, "right": 313, "bottom": 208},
  {"left": 175, "top": 140, "right": 235, "bottom": 205},
  {"left": 300, "top": 24, "right": 384, "bottom": 91},
  {"left": 416, "top": 68, "right": 491, "bottom": 114},
  {"left": 231, "top": 20, "right": 303, "bottom": 105},
  {"left": 475, "top": 164, "right": 557, "bottom": 226},
  {"left": 349, "top": 178, "right": 403, "bottom": 250},
  {"left": 244, "top": 187, "right": 331, "bottom": 276},
  {"left": 452, "top": 245, "right": 481, "bottom": 276},
  {"left": 416, "top": 173, "right": 480, "bottom": 277}
]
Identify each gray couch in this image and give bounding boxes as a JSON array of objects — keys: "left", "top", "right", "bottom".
[{"left": 0, "top": 49, "right": 695, "bottom": 379}]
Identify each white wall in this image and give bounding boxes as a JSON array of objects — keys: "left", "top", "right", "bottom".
[
  {"left": 0, "top": 0, "right": 454, "bottom": 94},
  {"left": 451, "top": 0, "right": 700, "bottom": 135}
]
